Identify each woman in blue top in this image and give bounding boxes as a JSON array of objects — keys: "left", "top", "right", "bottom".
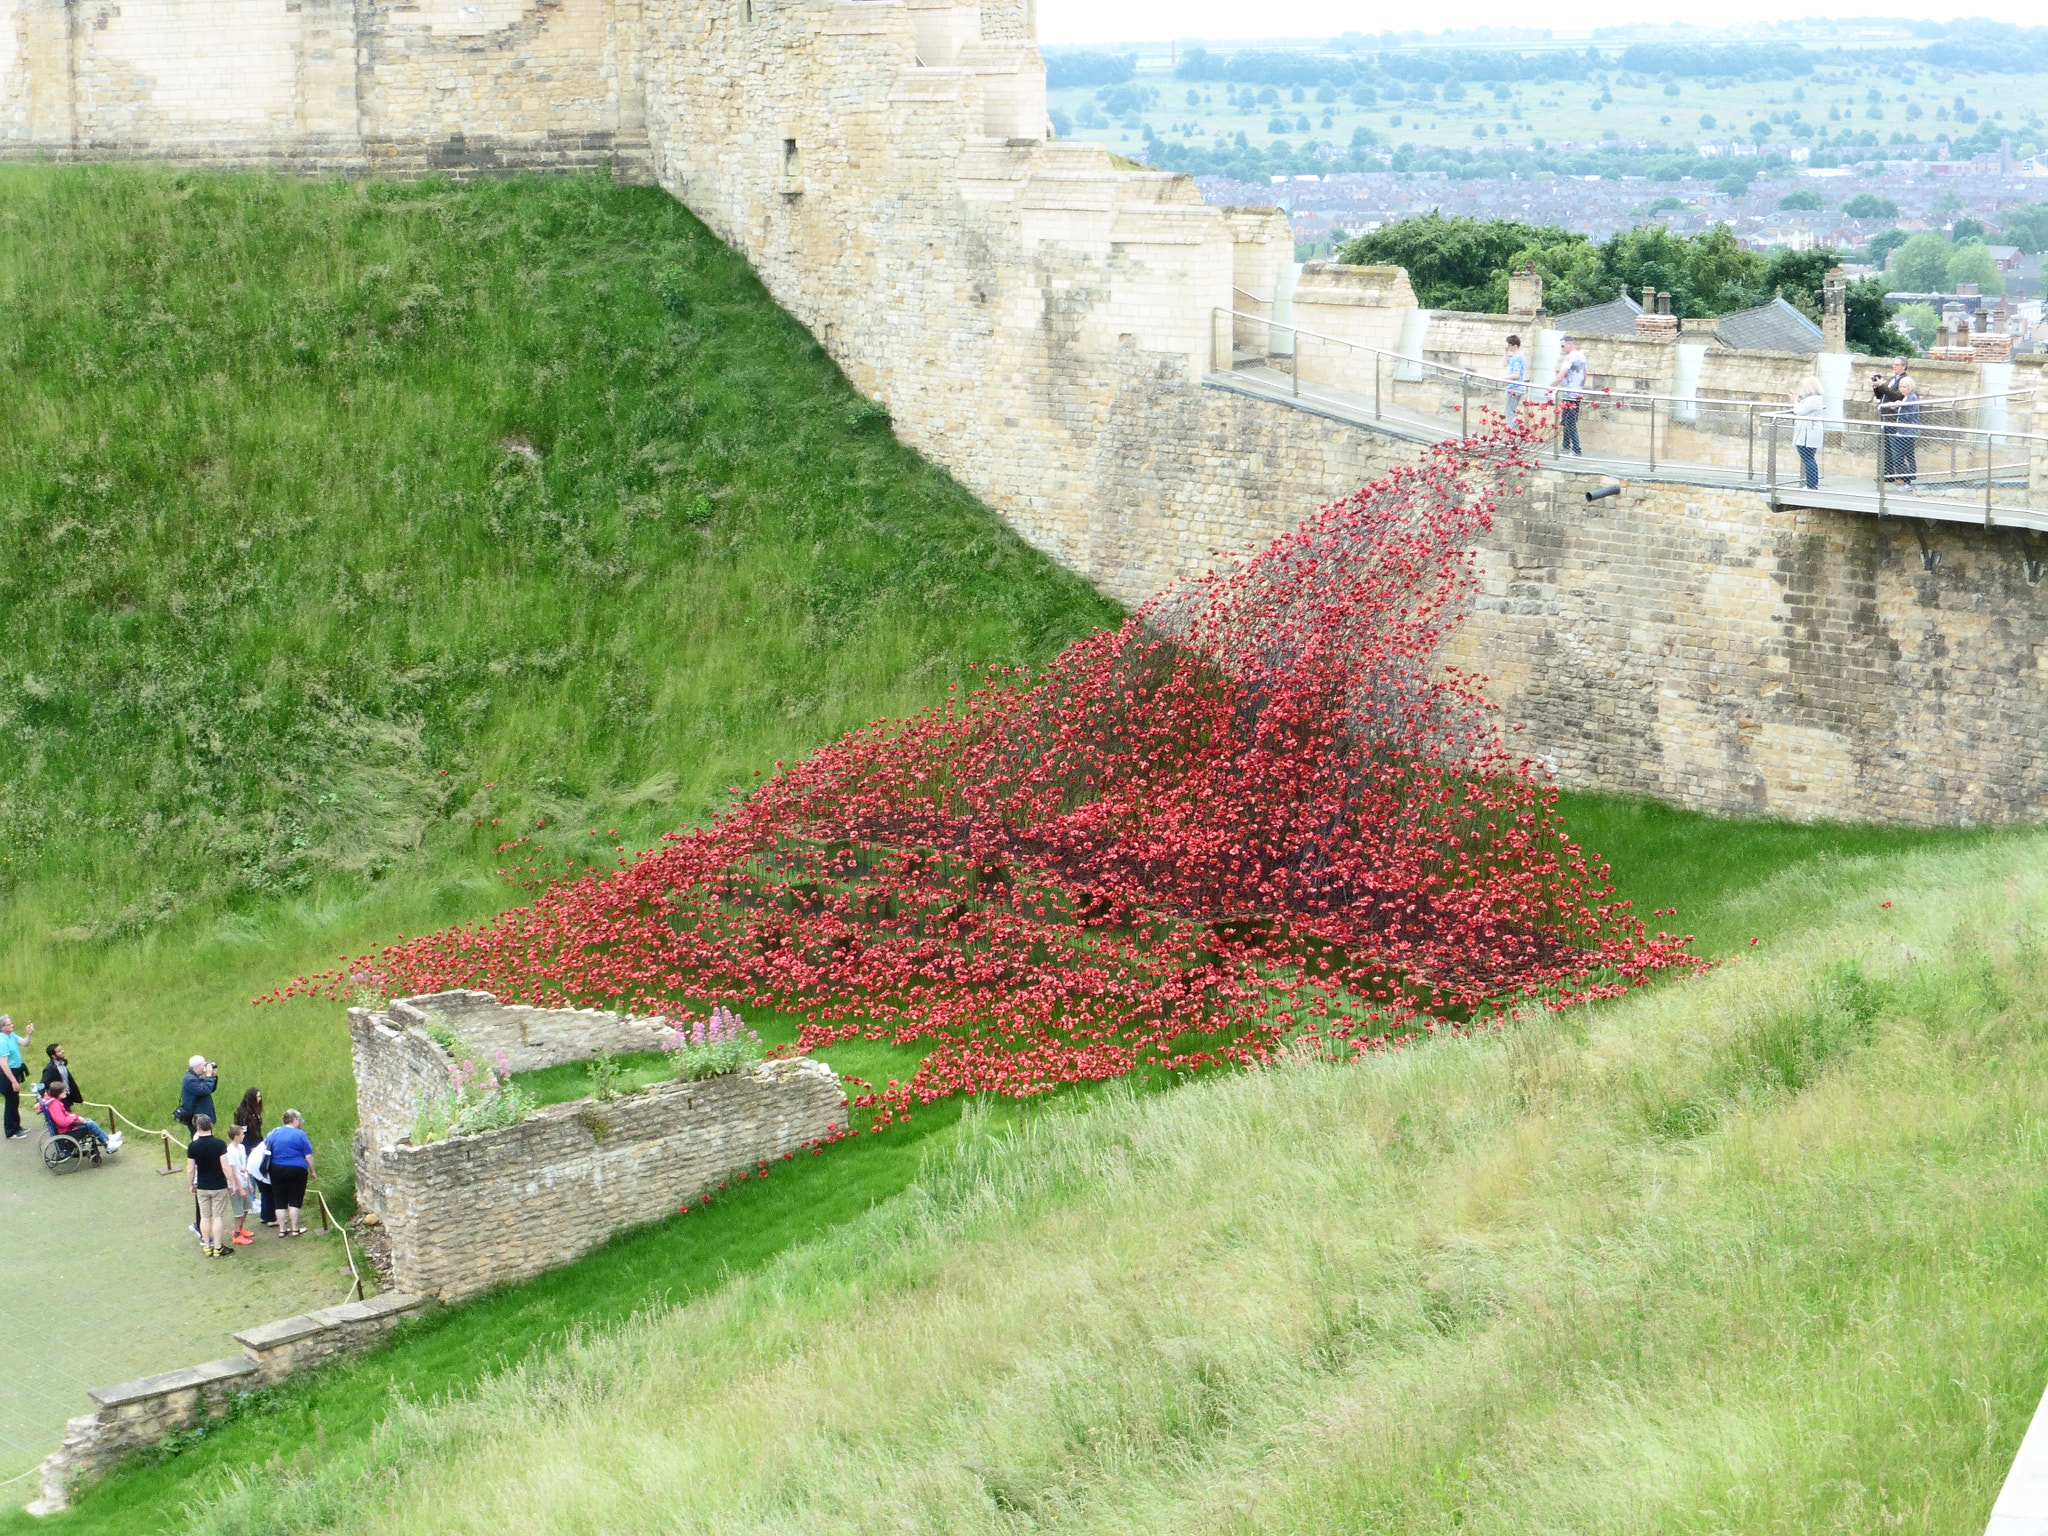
[{"left": 265, "top": 1110, "right": 316, "bottom": 1237}]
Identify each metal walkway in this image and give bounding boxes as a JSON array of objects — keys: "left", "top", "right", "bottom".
[{"left": 1202, "top": 308, "right": 2048, "bottom": 539}]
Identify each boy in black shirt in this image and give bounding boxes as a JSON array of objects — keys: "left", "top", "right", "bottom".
[{"left": 186, "top": 1115, "right": 235, "bottom": 1258}]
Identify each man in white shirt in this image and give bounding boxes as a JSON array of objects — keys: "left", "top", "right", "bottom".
[{"left": 1552, "top": 336, "right": 1588, "bottom": 456}]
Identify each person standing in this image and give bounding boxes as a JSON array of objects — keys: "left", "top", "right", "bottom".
[
  {"left": 1502, "top": 334, "right": 1527, "bottom": 426},
  {"left": 266, "top": 1110, "right": 316, "bottom": 1238},
  {"left": 176, "top": 1054, "right": 220, "bottom": 1242},
  {"left": 231, "top": 1088, "right": 272, "bottom": 1226},
  {"left": 1551, "top": 336, "right": 1586, "bottom": 455},
  {"left": 1792, "top": 376, "right": 1825, "bottom": 490},
  {"left": 39, "top": 1043, "right": 83, "bottom": 1110},
  {"left": 1873, "top": 358, "right": 1907, "bottom": 482},
  {"left": 224, "top": 1122, "right": 256, "bottom": 1246},
  {"left": 187, "top": 1115, "right": 235, "bottom": 1258},
  {"left": 1896, "top": 374, "right": 1921, "bottom": 486},
  {"left": 0, "top": 1015, "right": 33, "bottom": 1140},
  {"left": 176, "top": 1055, "right": 218, "bottom": 1132}
]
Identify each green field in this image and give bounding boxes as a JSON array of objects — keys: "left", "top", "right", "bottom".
[
  {"left": 1052, "top": 58, "right": 2048, "bottom": 163},
  {"left": 4, "top": 163, "right": 2043, "bottom": 1534}
]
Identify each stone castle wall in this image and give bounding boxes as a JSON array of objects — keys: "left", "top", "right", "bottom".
[
  {"left": 3, "top": 0, "right": 2043, "bottom": 825},
  {"left": 0, "top": 0, "right": 648, "bottom": 175},
  {"left": 351, "top": 993, "right": 846, "bottom": 1299}
]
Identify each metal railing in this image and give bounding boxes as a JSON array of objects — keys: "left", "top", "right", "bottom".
[
  {"left": 1209, "top": 306, "right": 2040, "bottom": 492},
  {"left": 1759, "top": 410, "right": 2048, "bottom": 528}
]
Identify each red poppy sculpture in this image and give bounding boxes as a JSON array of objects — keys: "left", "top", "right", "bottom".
[{"left": 285, "top": 422, "right": 1692, "bottom": 1118}]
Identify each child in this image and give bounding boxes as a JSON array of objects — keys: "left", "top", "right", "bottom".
[{"left": 225, "top": 1121, "right": 256, "bottom": 1246}]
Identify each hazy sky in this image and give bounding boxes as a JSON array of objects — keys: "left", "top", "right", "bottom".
[{"left": 1038, "top": 2, "right": 2047, "bottom": 47}]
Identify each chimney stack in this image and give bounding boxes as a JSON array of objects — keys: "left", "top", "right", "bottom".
[
  {"left": 1507, "top": 261, "right": 1544, "bottom": 317},
  {"left": 1821, "top": 267, "right": 1847, "bottom": 354}
]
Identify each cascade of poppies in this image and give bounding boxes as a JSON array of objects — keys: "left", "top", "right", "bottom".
[{"left": 279, "top": 419, "right": 1695, "bottom": 1115}]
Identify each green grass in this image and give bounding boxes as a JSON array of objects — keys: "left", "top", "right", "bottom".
[
  {"left": 6, "top": 161, "right": 2042, "bottom": 1534},
  {"left": 0, "top": 164, "right": 1118, "bottom": 1194},
  {"left": 18, "top": 829, "right": 2047, "bottom": 1535}
]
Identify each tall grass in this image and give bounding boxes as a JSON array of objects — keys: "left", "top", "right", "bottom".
[
  {"left": 0, "top": 165, "right": 1116, "bottom": 1179},
  {"left": 87, "top": 830, "right": 2048, "bottom": 1536}
]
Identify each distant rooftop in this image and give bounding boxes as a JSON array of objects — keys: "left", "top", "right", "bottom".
[
  {"left": 1713, "top": 297, "right": 1825, "bottom": 353},
  {"left": 1552, "top": 293, "right": 1643, "bottom": 338}
]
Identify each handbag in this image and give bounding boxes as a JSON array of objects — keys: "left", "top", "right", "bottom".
[{"left": 247, "top": 1140, "right": 272, "bottom": 1184}]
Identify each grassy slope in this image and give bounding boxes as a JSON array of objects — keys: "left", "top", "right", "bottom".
[
  {"left": 2, "top": 163, "right": 2033, "bottom": 1532},
  {"left": 23, "top": 829, "right": 2046, "bottom": 1536},
  {"left": 0, "top": 166, "right": 1116, "bottom": 1185}
]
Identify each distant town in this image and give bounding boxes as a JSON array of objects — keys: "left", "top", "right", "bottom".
[{"left": 1044, "top": 20, "right": 2048, "bottom": 337}]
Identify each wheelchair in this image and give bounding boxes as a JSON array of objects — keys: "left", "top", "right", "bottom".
[{"left": 38, "top": 1106, "right": 118, "bottom": 1175}]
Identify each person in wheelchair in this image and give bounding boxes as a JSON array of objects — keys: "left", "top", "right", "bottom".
[{"left": 39, "top": 1084, "right": 122, "bottom": 1153}]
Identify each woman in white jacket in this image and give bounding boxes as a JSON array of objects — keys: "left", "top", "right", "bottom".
[{"left": 1791, "top": 375, "right": 1825, "bottom": 490}]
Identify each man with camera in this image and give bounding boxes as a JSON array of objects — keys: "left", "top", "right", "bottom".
[
  {"left": 176, "top": 1055, "right": 220, "bottom": 1244},
  {"left": 1872, "top": 358, "right": 1908, "bottom": 482}
]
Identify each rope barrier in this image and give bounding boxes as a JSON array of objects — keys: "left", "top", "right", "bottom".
[
  {"left": 308, "top": 1187, "right": 367, "bottom": 1303},
  {"left": 50, "top": 1095, "right": 367, "bottom": 1300}
]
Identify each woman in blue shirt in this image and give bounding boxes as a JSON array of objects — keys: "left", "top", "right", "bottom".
[{"left": 265, "top": 1110, "right": 316, "bottom": 1237}]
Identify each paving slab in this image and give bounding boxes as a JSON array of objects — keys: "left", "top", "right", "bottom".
[{"left": 0, "top": 1128, "right": 360, "bottom": 1486}]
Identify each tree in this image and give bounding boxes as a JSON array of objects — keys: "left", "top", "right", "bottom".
[
  {"left": 2003, "top": 202, "right": 2048, "bottom": 255},
  {"left": 1716, "top": 173, "right": 1749, "bottom": 196},
  {"left": 1949, "top": 216, "right": 1988, "bottom": 244},
  {"left": 1336, "top": 212, "right": 1592, "bottom": 312},
  {"left": 1762, "top": 246, "right": 1840, "bottom": 314},
  {"left": 1866, "top": 226, "right": 1910, "bottom": 264},
  {"left": 1892, "top": 301, "right": 1941, "bottom": 346},
  {"left": 1888, "top": 231, "right": 1955, "bottom": 291},
  {"left": 1778, "top": 190, "right": 1824, "bottom": 211},
  {"left": 1845, "top": 275, "right": 1915, "bottom": 355},
  {"left": 1841, "top": 192, "right": 1899, "bottom": 219},
  {"left": 1699, "top": 112, "right": 1717, "bottom": 130},
  {"left": 1045, "top": 52, "right": 1136, "bottom": 89},
  {"left": 1946, "top": 240, "right": 2006, "bottom": 295},
  {"left": 1595, "top": 224, "right": 1765, "bottom": 317}
]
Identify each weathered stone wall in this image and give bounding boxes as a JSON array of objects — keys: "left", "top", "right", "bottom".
[
  {"left": 27, "top": 1292, "right": 431, "bottom": 1516},
  {"left": 0, "top": 0, "right": 646, "bottom": 175},
  {"left": 351, "top": 992, "right": 846, "bottom": 1299},
  {"left": 363, "top": 1060, "right": 845, "bottom": 1299},
  {"left": 383, "top": 989, "right": 674, "bottom": 1074}
]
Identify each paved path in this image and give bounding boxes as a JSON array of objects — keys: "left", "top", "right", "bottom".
[{"left": 0, "top": 1125, "right": 355, "bottom": 1486}]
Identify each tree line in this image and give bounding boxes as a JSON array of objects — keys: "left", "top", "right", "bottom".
[{"left": 1336, "top": 212, "right": 1912, "bottom": 354}]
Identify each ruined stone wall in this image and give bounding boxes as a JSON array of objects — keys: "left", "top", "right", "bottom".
[
  {"left": 0, "top": 0, "right": 645, "bottom": 174},
  {"left": 362, "top": 1060, "right": 845, "bottom": 1298},
  {"left": 351, "top": 992, "right": 845, "bottom": 1299}
]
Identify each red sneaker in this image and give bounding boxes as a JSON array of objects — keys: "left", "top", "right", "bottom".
[{"left": 232, "top": 1231, "right": 254, "bottom": 1245}]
